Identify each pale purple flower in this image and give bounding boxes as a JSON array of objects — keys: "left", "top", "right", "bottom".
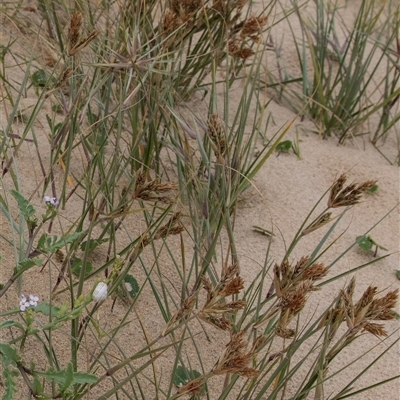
[
  {"left": 44, "top": 196, "right": 59, "bottom": 206},
  {"left": 19, "top": 294, "right": 39, "bottom": 311},
  {"left": 28, "top": 294, "right": 39, "bottom": 307}
]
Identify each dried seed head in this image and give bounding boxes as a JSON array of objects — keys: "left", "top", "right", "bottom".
[
  {"left": 176, "top": 376, "right": 206, "bottom": 395},
  {"left": 228, "top": 38, "right": 254, "bottom": 59},
  {"left": 154, "top": 212, "right": 183, "bottom": 239},
  {"left": 200, "top": 313, "right": 231, "bottom": 330},
  {"left": 280, "top": 281, "right": 311, "bottom": 314},
  {"left": 328, "top": 174, "right": 377, "bottom": 208},
  {"left": 240, "top": 16, "right": 268, "bottom": 39},
  {"left": 202, "top": 275, "right": 213, "bottom": 295},
  {"left": 362, "top": 322, "right": 387, "bottom": 337},
  {"left": 225, "top": 300, "right": 246, "bottom": 311},
  {"left": 302, "top": 212, "right": 333, "bottom": 235},
  {"left": 345, "top": 276, "right": 356, "bottom": 298},
  {"left": 208, "top": 114, "right": 226, "bottom": 157},
  {"left": 221, "top": 262, "right": 239, "bottom": 282},
  {"left": 213, "top": 331, "right": 259, "bottom": 377},
  {"left": 163, "top": 8, "right": 182, "bottom": 34},
  {"left": 369, "top": 289, "right": 398, "bottom": 320},
  {"left": 162, "top": 293, "right": 197, "bottom": 336},
  {"left": 293, "top": 256, "right": 311, "bottom": 277},
  {"left": 172, "top": 0, "right": 203, "bottom": 17},
  {"left": 275, "top": 325, "right": 295, "bottom": 339},
  {"left": 219, "top": 276, "right": 244, "bottom": 297},
  {"left": 68, "top": 12, "right": 82, "bottom": 50},
  {"left": 302, "top": 262, "right": 329, "bottom": 281}
]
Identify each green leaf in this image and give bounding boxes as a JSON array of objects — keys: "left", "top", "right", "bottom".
[
  {"left": 31, "top": 69, "right": 48, "bottom": 87},
  {"left": 33, "top": 375, "right": 44, "bottom": 397},
  {"left": 17, "top": 258, "right": 43, "bottom": 272},
  {"left": 36, "top": 232, "right": 83, "bottom": 254},
  {"left": 356, "top": 235, "right": 387, "bottom": 253},
  {"left": 366, "top": 184, "right": 379, "bottom": 194},
  {"left": 0, "top": 343, "right": 21, "bottom": 367},
  {"left": 276, "top": 140, "right": 293, "bottom": 153},
  {"left": 173, "top": 365, "right": 202, "bottom": 389},
  {"left": 59, "top": 362, "right": 74, "bottom": 393},
  {"left": 2, "top": 367, "right": 19, "bottom": 400},
  {"left": 396, "top": 270, "right": 400, "bottom": 280},
  {"left": 356, "top": 235, "right": 374, "bottom": 252},
  {"left": 34, "top": 302, "right": 60, "bottom": 316},
  {"left": 0, "top": 320, "right": 24, "bottom": 332},
  {"left": 10, "top": 190, "right": 36, "bottom": 220},
  {"left": 123, "top": 274, "right": 139, "bottom": 299},
  {"left": 71, "top": 258, "right": 93, "bottom": 277},
  {"left": 38, "top": 364, "right": 98, "bottom": 386}
]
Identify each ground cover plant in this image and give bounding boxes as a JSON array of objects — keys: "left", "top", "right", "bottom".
[{"left": 0, "top": 0, "right": 399, "bottom": 399}]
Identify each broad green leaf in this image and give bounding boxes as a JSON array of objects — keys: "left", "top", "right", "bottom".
[
  {"left": 31, "top": 69, "right": 48, "bottom": 86},
  {"left": 34, "top": 302, "right": 60, "bottom": 316},
  {"left": 123, "top": 274, "right": 139, "bottom": 299},
  {"left": 71, "top": 258, "right": 93, "bottom": 277},
  {"left": 396, "top": 270, "right": 400, "bottom": 280},
  {"left": 276, "top": 140, "right": 293, "bottom": 153},
  {"left": 366, "top": 184, "right": 379, "bottom": 194},
  {"left": 356, "top": 235, "right": 374, "bottom": 252}
]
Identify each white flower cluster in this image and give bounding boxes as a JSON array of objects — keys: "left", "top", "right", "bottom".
[
  {"left": 19, "top": 294, "right": 39, "bottom": 311},
  {"left": 44, "top": 196, "right": 59, "bottom": 206}
]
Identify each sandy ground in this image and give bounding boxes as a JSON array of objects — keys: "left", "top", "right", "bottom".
[{"left": 0, "top": 1, "right": 399, "bottom": 399}]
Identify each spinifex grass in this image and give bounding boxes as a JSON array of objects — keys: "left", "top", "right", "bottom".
[{"left": 0, "top": 1, "right": 398, "bottom": 399}]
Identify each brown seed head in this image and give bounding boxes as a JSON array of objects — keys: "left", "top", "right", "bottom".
[
  {"left": 208, "top": 114, "right": 226, "bottom": 157},
  {"left": 362, "top": 322, "right": 387, "bottom": 337},
  {"left": 163, "top": 8, "right": 182, "bottom": 34},
  {"left": 302, "top": 262, "right": 329, "bottom": 281},
  {"left": 68, "top": 12, "right": 82, "bottom": 50},
  {"left": 275, "top": 325, "right": 295, "bottom": 339},
  {"left": 213, "top": 331, "right": 259, "bottom": 377},
  {"left": 219, "top": 276, "right": 244, "bottom": 297},
  {"left": 328, "top": 174, "right": 377, "bottom": 208},
  {"left": 240, "top": 16, "right": 268, "bottom": 39},
  {"left": 228, "top": 39, "right": 254, "bottom": 59},
  {"left": 176, "top": 376, "right": 206, "bottom": 395},
  {"left": 200, "top": 313, "right": 231, "bottom": 330},
  {"left": 302, "top": 212, "right": 333, "bottom": 235},
  {"left": 172, "top": 0, "right": 203, "bottom": 17}
]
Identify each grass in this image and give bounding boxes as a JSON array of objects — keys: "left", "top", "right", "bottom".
[
  {"left": 267, "top": 0, "right": 400, "bottom": 162},
  {"left": 0, "top": 0, "right": 398, "bottom": 399}
]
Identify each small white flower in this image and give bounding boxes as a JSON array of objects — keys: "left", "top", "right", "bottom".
[
  {"left": 124, "top": 282, "right": 132, "bottom": 292},
  {"left": 44, "top": 196, "right": 59, "bottom": 206},
  {"left": 20, "top": 294, "right": 39, "bottom": 311},
  {"left": 92, "top": 282, "right": 108, "bottom": 302}
]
